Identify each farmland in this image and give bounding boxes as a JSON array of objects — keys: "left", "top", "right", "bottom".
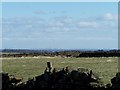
[{"left": 2, "top": 56, "right": 118, "bottom": 84}]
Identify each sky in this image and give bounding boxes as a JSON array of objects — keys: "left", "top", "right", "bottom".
[
  {"left": 1, "top": 0, "right": 119, "bottom": 2},
  {"left": 2, "top": 2, "right": 118, "bottom": 49}
]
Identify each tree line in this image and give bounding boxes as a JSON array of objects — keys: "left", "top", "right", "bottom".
[{"left": 1, "top": 49, "right": 120, "bottom": 57}]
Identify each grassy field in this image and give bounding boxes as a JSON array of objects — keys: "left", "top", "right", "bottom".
[{"left": 2, "top": 57, "right": 118, "bottom": 84}]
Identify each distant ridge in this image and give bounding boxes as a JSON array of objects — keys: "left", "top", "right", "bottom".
[
  {"left": 1, "top": 49, "right": 119, "bottom": 53},
  {"left": 1, "top": 49, "right": 119, "bottom": 57}
]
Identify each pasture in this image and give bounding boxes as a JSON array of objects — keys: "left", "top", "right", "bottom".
[{"left": 2, "top": 57, "right": 118, "bottom": 84}]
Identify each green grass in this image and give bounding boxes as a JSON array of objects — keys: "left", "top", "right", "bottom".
[{"left": 2, "top": 57, "right": 118, "bottom": 84}]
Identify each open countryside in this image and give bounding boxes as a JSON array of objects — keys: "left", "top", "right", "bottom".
[{"left": 2, "top": 56, "right": 118, "bottom": 84}]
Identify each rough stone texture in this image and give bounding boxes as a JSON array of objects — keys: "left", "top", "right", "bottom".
[{"left": 1, "top": 65, "right": 120, "bottom": 90}]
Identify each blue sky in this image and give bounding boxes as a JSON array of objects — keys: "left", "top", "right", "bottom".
[{"left": 2, "top": 2, "right": 118, "bottom": 49}]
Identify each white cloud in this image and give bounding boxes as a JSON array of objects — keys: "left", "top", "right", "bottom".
[
  {"left": 2, "top": 36, "right": 115, "bottom": 42},
  {"left": 74, "top": 37, "right": 115, "bottom": 40},
  {"left": 102, "top": 13, "right": 118, "bottom": 21},
  {"left": 78, "top": 21, "right": 99, "bottom": 28},
  {"left": 53, "top": 16, "right": 73, "bottom": 24},
  {"left": 3, "top": 37, "right": 35, "bottom": 41},
  {"left": 2, "top": 38, "right": 12, "bottom": 41},
  {"left": 34, "top": 10, "right": 47, "bottom": 15},
  {"left": 2, "top": 14, "right": 117, "bottom": 40}
]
